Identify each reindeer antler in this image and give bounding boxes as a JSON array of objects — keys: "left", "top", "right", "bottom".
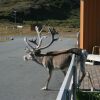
[
  {"left": 28, "top": 37, "right": 38, "bottom": 45},
  {"left": 24, "top": 25, "right": 45, "bottom": 50},
  {"left": 34, "top": 25, "right": 47, "bottom": 49},
  {"left": 24, "top": 37, "right": 36, "bottom": 51},
  {"left": 38, "top": 27, "right": 59, "bottom": 50},
  {"left": 24, "top": 26, "right": 59, "bottom": 52}
]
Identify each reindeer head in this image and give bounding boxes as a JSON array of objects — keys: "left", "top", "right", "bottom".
[{"left": 23, "top": 25, "right": 59, "bottom": 61}]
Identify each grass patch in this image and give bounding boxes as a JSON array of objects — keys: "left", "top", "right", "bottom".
[
  {"left": 0, "top": 20, "right": 78, "bottom": 42},
  {"left": 77, "top": 90, "right": 100, "bottom": 100},
  {"left": 0, "top": 8, "right": 79, "bottom": 42},
  {"left": 0, "top": 22, "right": 78, "bottom": 37}
]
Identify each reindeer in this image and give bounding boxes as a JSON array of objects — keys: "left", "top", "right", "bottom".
[{"left": 23, "top": 26, "right": 88, "bottom": 90}]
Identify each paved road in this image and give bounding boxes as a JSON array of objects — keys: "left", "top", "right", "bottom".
[{"left": 0, "top": 37, "right": 76, "bottom": 100}]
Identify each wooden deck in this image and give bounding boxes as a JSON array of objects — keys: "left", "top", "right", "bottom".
[{"left": 79, "top": 64, "right": 100, "bottom": 91}]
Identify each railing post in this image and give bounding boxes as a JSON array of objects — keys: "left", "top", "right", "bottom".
[
  {"left": 73, "top": 56, "right": 77, "bottom": 100},
  {"left": 56, "top": 54, "right": 76, "bottom": 100}
]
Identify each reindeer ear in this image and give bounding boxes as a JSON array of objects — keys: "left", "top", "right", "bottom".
[{"left": 29, "top": 52, "right": 32, "bottom": 55}]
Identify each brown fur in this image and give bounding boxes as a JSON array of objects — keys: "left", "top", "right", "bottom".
[{"left": 24, "top": 48, "right": 88, "bottom": 90}]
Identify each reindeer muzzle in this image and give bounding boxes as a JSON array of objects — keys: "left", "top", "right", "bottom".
[{"left": 23, "top": 54, "right": 33, "bottom": 61}]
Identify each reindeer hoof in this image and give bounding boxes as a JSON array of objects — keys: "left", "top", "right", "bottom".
[{"left": 41, "top": 86, "right": 48, "bottom": 90}]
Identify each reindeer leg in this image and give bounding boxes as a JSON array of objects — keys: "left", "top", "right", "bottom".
[
  {"left": 78, "top": 72, "right": 86, "bottom": 87},
  {"left": 86, "top": 72, "right": 95, "bottom": 91},
  {"left": 41, "top": 70, "right": 52, "bottom": 90},
  {"left": 78, "top": 59, "right": 86, "bottom": 87}
]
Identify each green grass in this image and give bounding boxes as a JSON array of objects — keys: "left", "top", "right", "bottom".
[
  {"left": 0, "top": 0, "right": 31, "bottom": 12},
  {"left": 0, "top": 0, "right": 79, "bottom": 41},
  {"left": 77, "top": 91, "right": 100, "bottom": 100}
]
